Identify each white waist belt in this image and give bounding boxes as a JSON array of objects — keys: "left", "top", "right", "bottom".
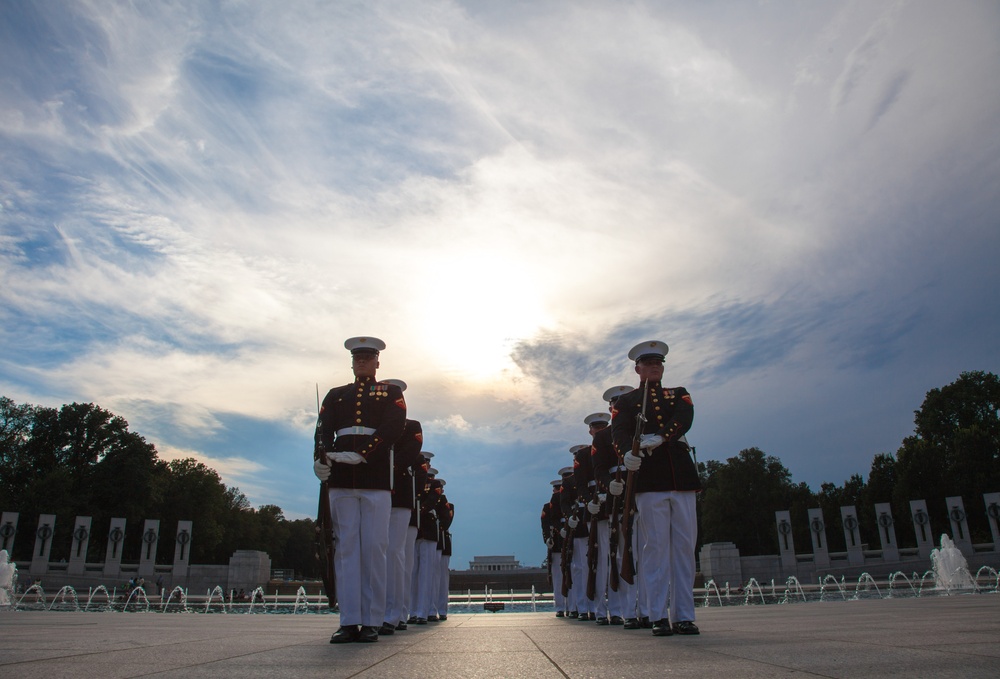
[{"left": 335, "top": 426, "right": 376, "bottom": 436}]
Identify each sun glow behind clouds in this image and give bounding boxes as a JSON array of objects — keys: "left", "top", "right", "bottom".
[{"left": 410, "top": 251, "right": 550, "bottom": 382}]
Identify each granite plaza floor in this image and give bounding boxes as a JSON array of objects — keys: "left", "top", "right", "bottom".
[{"left": 1, "top": 594, "right": 998, "bottom": 678}]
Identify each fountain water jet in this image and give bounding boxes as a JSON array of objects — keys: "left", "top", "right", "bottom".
[
  {"left": 85, "top": 585, "right": 114, "bottom": 612},
  {"left": 931, "top": 534, "right": 976, "bottom": 592},
  {"left": 0, "top": 550, "right": 17, "bottom": 608}
]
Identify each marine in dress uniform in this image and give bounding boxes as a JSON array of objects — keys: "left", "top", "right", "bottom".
[
  {"left": 610, "top": 340, "right": 700, "bottom": 637},
  {"left": 591, "top": 385, "right": 639, "bottom": 627},
  {"left": 582, "top": 410, "right": 612, "bottom": 625},
  {"left": 541, "top": 479, "right": 566, "bottom": 616},
  {"left": 566, "top": 446, "right": 594, "bottom": 620},
  {"left": 435, "top": 488, "right": 454, "bottom": 620},
  {"left": 381, "top": 389, "right": 422, "bottom": 636},
  {"left": 412, "top": 472, "right": 447, "bottom": 623},
  {"left": 405, "top": 451, "right": 433, "bottom": 626},
  {"left": 556, "top": 465, "right": 577, "bottom": 616},
  {"left": 314, "top": 337, "right": 406, "bottom": 644}
]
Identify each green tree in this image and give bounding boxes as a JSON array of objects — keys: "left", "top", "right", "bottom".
[
  {"left": 895, "top": 371, "right": 1000, "bottom": 542},
  {"left": 699, "top": 447, "right": 811, "bottom": 556},
  {"left": 815, "top": 474, "right": 867, "bottom": 552},
  {"left": 151, "top": 458, "right": 233, "bottom": 564},
  {"left": 1, "top": 396, "right": 306, "bottom": 569}
]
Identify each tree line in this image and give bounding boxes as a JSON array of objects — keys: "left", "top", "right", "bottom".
[
  {"left": 697, "top": 371, "right": 1000, "bottom": 556},
  {"left": 2, "top": 370, "right": 998, "bottom": 573},
  {"left": 0, "top": 397, "right": 321, "bottom": 578}
]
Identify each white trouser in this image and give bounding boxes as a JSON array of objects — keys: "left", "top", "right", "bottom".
[
  {"left": 634, "top": 512, "right": 647, "bottom": 617},
  {"left": 608, "top": 527, "right": 637, "bottom": 619},
  {"left": 429, "top": 549, "right": 442, "bottom": 616},
  {"left": 412, "top": 538, "right": 438, "bottom": 618},
  {"left": 550, "top": 552, "right": 565, "bottom": 611},
  {"left": 328, "top": 487, "right": 391, "bottom": 627},
  {"left": 636, "top": 490, "right": 697, "bottom": 624},
  {"left": 594, "top": 520, "right": 610, "bottom": 618},
  {"left": 402, "top": 525, "right": 417, "bottom": 622},
  {"left": 384, "top": 507, "right": 411, "bottom": 625},
  {"left": 571, "top": 536, "right": 592, "bottom": 614},
  {"left": 437, "top": 554, "right": 450, "bottom": 614}
]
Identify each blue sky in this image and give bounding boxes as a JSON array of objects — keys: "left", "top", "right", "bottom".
[{"left": 2, "top": 1, "right": 998, "bottom": 569}]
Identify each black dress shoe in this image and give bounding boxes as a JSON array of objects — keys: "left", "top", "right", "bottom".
[
  {"left": 555, "top": 611, "right": 564, "bottom": 618},
  {"left": 672, "top": 621, "right": 700, "bottom": 635},
  {"left": 407, "top": 615, "right": 418, "bottom": 624},
  {"left": 652, "top": 618, "right": 674, "bottom": 637},
  {"left": 330, "top": 625, "right": 359, "bottom": 644},
  {"left": 356, "top": 625, "right": 379, "bottom": 643},
  {"left": 595, "top": 616, "right": 610, "bottom": 625},
  {"left": 378, "top": 622, "right": 395, "bottom": 635},
  {"left": 640, "top": 616, "right": 652, "bottom": 628},
  {"left": 414, "top": 617, "right": 427, "bottom": 624},
  {"left": 623, "top": 618, "right": 640, "bottom": 629},
  {"left": 610, "top": 616, "right": 624, "bottom": 625},
  {"left": 396, "top": 620, "right": 408, "bottom": 630},
  {"left": 426, "top": 614, "right": 439, "bottom": 622},
  {"left": 439, "top": 614, "right": 447, "bottom": 621},
  {"left": 568, "top": 611, "right": 578, "bottom": 619}
]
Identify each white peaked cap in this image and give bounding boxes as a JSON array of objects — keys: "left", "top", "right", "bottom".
[
  {"left": 344, "top": 336, "right": 386, "bottom": 353},
  {"left": 603, "top": 385, "right": 633, "bottom": 402},
  {"left": 627, "top": 340, "right": 668, "bottom": 361}
]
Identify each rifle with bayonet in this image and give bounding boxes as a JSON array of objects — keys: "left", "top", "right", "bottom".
[
  {"left": 618, "top": 380, "right": 648, "bottom": 586},
  {"left": 546, "top": 542, "right": 553, "bottom": 586},
  {"left": 585, "top": 493, "right": 601, "bottom": 601},
  {"left": 313, "top": 384, "right": 337, "bottom": 608},
  {"left": 607, "top": 462, "right": 622, "bottom": 592},
  {"left": 560, "top": 510, "right": 574, "bottom": 598}
]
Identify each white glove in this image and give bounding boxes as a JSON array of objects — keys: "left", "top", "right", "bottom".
[
  {"left": 313, "top": 457, "right": 331, "bottom": 481},
  {"left": 560, "top": 528, "right": 567, "bottom": 538},
  {"left": 546, "top": 538, "right": 554, "bottom": 548},
  {"left": 567, "top": 515, "right": 579, "bottom": 529},
  {"left": 609, "top": 479, "right": 624, "bottom": 496},
  {"left": 624, "top": 452, "right": 642, "bottom": 472},
  {"left": 639, "top": 433, "right": 664, "bottom": 451},
  {"left": 331, "top": 451, "right": 366, "bottom": 465},
  {"left": 587, "top": 499, "right": 601, "bottom": 515}
]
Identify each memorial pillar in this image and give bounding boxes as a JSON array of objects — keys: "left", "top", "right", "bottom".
[
  {"left": 840, "top": 506, "right": 864, "bottom": 565},
  {"left": 138, "top": 519, "right": 159, "bottom": 578},
  {"left": 30, "top": 513, "right": 56, "bottom": 577},
  {"left": 909, "top": 500, "right": 934, "bottom": 559},
  {"left": 984, "top": 492, "right": 1000, "bottom": 551},
  {"left": 775, "top": 510, "right": 795, "bottom": 570},
  {"left": 68, "top": 516, "right": 92, "bottom": 575},
  {"left": 0, "top": 512, "right": 18, "bottom": 554},
  {"left": 874, "top": 502, "right": 899, "bottom": 562},
  {"left": 172, "top": 521, "right": 193, "bottom": 578},
  {"left": 104, "top": 518, "right": 127, "bottom": 578},
  {"left": 807, "top": 508, "right": 830, "bottom": 567},
  {"left": 945, "top": 496, "right": 973, "bottom": 556}
]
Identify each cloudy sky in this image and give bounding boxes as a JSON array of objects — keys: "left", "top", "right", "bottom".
[{"left": 2, "top": 1, "right": 998, "bottom": 569}]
